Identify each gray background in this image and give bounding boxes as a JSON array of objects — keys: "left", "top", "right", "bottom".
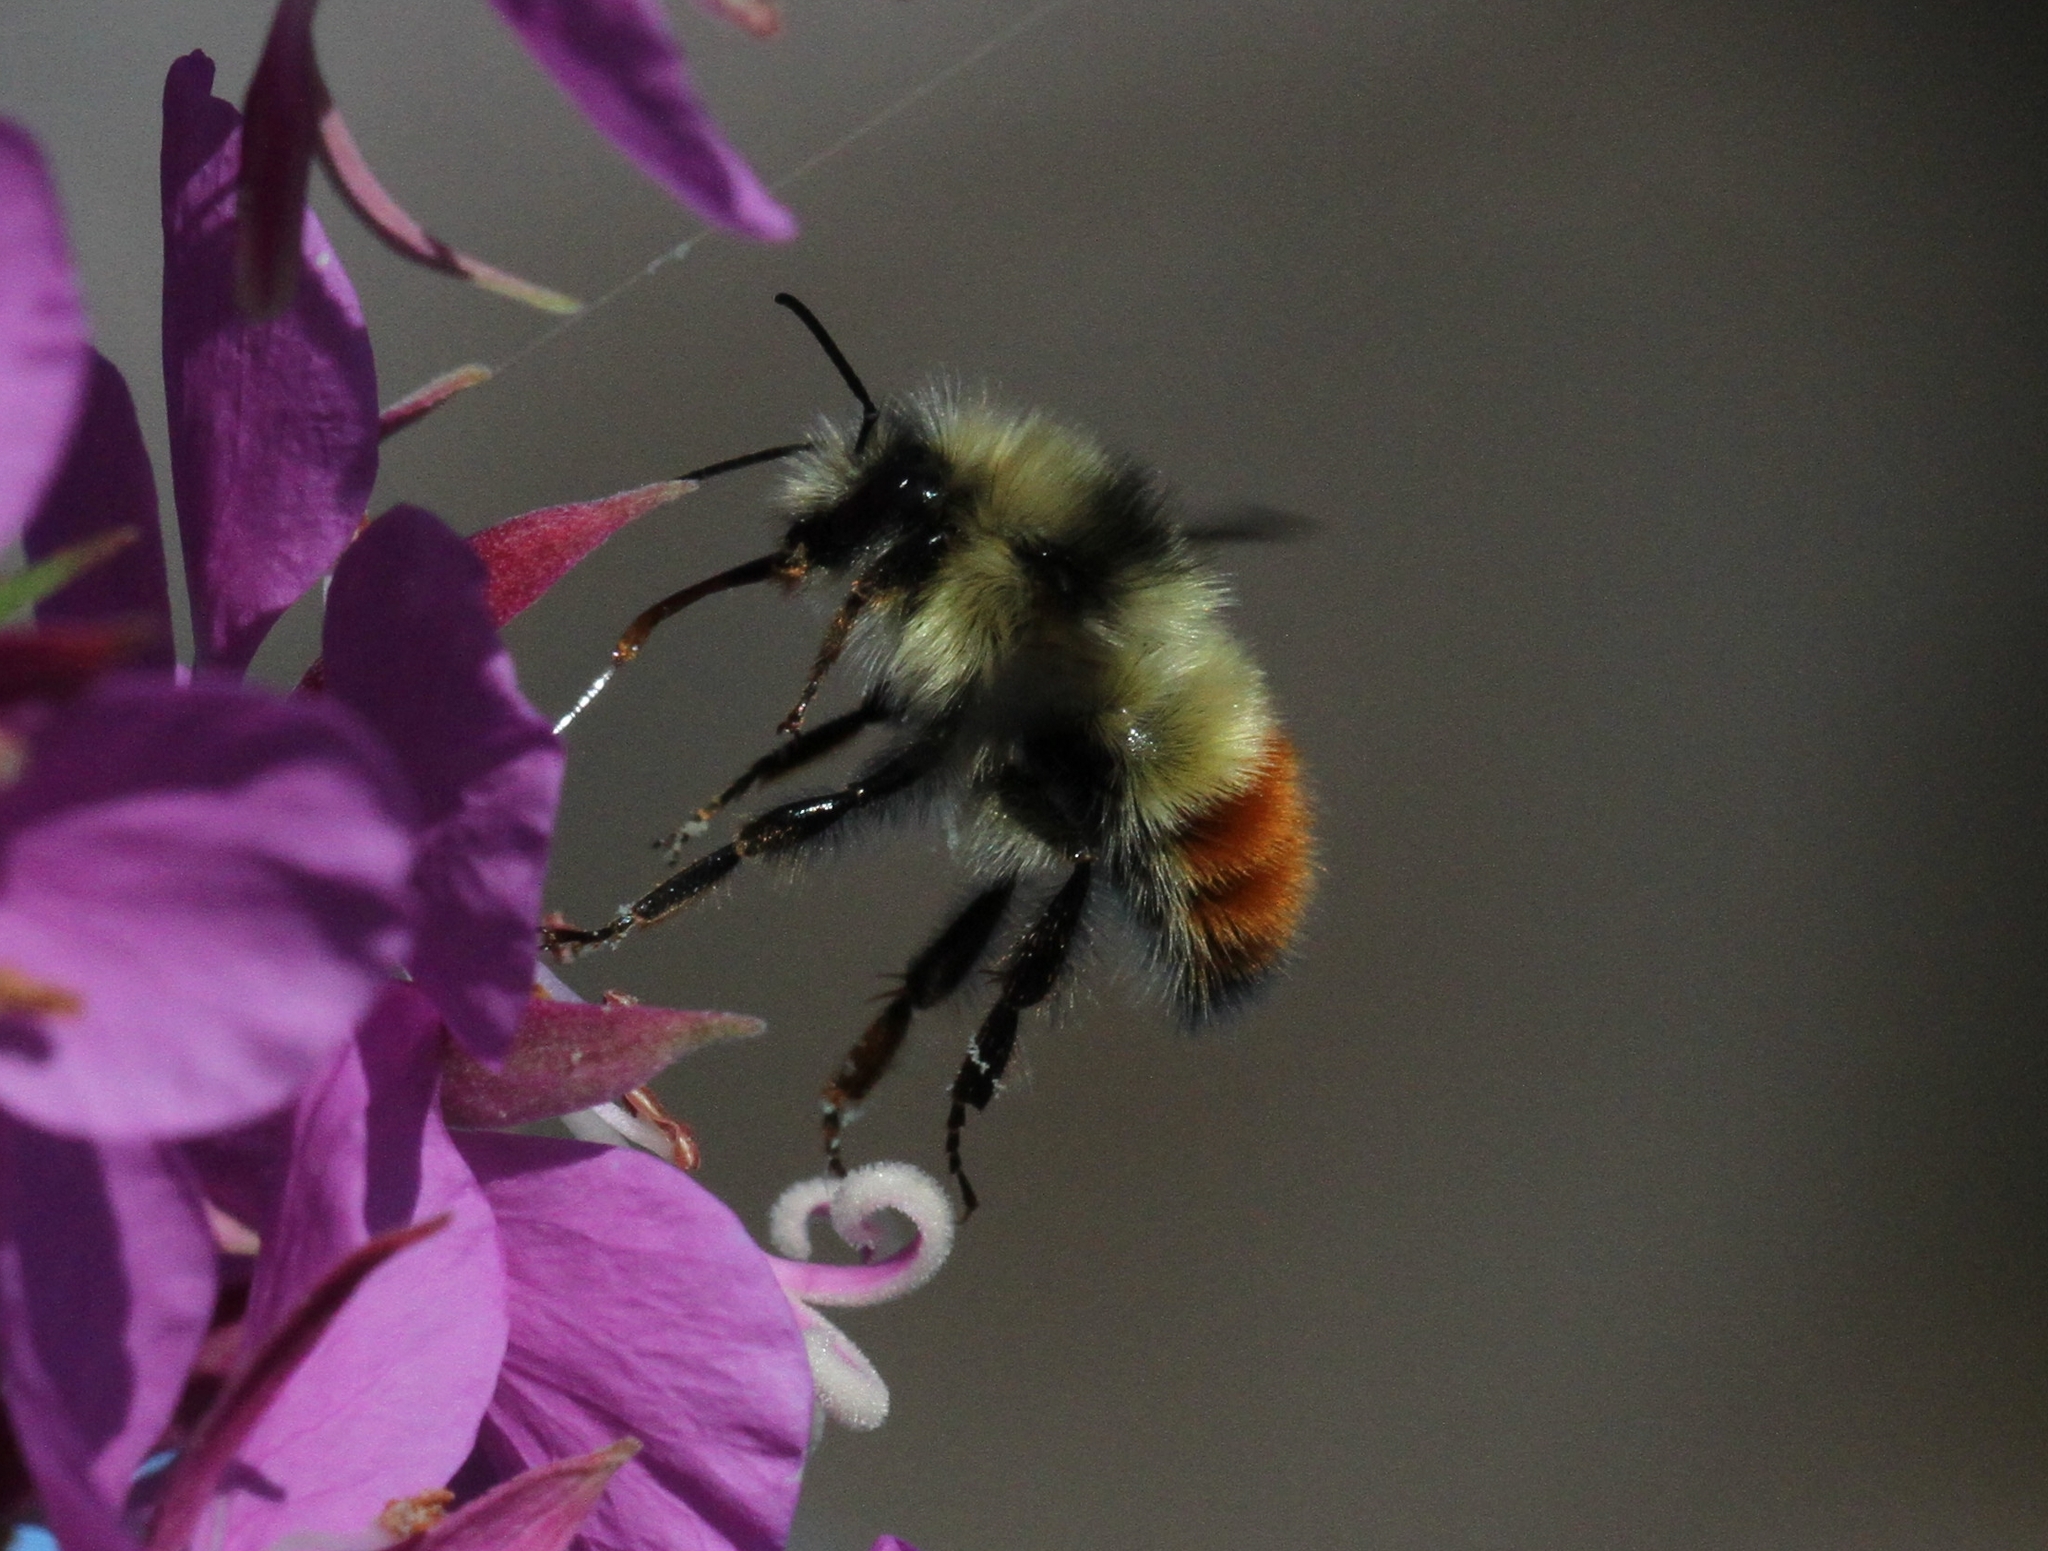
[{"left": 5, "top": 1, "right": 2047, "bottom": 1546}]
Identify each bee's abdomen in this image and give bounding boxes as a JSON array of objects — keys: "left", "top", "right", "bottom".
[{"left": 1165, "top": 732, "right": 1314, "bottom": 1013}]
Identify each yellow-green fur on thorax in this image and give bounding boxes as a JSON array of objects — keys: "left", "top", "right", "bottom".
[{"left": 779, "top": 393, "right": 1273, "bottom": 872}]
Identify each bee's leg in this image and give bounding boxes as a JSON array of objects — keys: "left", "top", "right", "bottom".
[
  {"left": 554, "top": 551, "right": 792, "bottom": 735},
  {"left": 542, "top": 735, "right": 943, "bottom": 957},
  {"left": 656, "top": 696, "right": 887, "bottom": 860},
  {"left": 945, "top": 861, "right": 1095, "bottom": 1215},
  {"left": 778, "top": 589, "right": 867, "bottom": 735},
  {"left": 822, "top": 879, "right": 1018, "bottom": 1175}
]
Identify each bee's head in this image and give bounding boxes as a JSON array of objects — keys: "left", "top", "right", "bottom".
[
  {"left": 752, "top": 297, "right": 1135, "bottom": 609},
  {"left": 777, "top": 416, "right": 958, "bottom": 583},
  {"left": 749, "top": 293, "right": 956, "bottom": 594}
]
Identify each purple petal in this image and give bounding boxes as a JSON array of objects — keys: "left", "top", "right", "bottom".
[
  {"left": 24, "top": 352, "right": 174, "bottom": 667},
  {"left": 868, "top": 1540, "right": 920, "bottom": 1551},
  {"left": 323, "top": 506, "right": 564, "bottom": 1062},
  {"left": 441, "top": 997, "right": 761, "bottom": 1127},
  {"left": 418, "top": 1440, "right": 638, "bottom": 1551},
  {"left": 0, "top": 1119, "right": 214, "bottom": 1551},
  {"left": 455, "top": 1132, "right": 812, "bottom": 1551},
  {"left": 235, "top": 0, "right": 324, "bottom": 319},
  {"left": 0, "top": 119, "right": 91, "bottom": 550},
  {"left": 161, "top": 52, "right": 379, "bottom": 676},
  {"left": 145, "top": 1214, "right": 453, "bottom": 1551},
  {"left": 485, "top": 0, "right": 795, "bottom": 241},
  {"left": 212, "top": 985, "right": 508, "bottom": 1551},
  {"left": 0, "top": 674, "right": 416, "bottom": 1140}
]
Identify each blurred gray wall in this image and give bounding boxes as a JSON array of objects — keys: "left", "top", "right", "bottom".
[{"left": 5, "top": 1, "right": 2046, "bottom": 1546}]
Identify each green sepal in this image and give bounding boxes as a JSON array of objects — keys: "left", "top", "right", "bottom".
[{"left": 0, "top": 528, "right": 139, "bottom": 623}]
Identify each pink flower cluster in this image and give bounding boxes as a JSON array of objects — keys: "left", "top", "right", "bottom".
[{"left": 0, "top": 12, "right": 930, "bottom": 1551}]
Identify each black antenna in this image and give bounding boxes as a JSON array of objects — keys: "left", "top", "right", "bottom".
[
  {"left": 676, "top": 443, "right": 807, "bottom": 484},
  {"left": 775, "top": 292, "right": 879, "bottom": 453}
]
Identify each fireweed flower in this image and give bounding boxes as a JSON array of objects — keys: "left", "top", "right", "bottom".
[
  {"left": 0, "top": 111, "right": 421, "bottom": 1158},
  {"left": 322, "top": 504, "right": 563, "bottom": 1066},
  {"left": 172, "top": 983, "right": 805, "bottom": 1551},
  {"left": 177, "top": 979, "right": 914, "bottom": 1551},
  {"left": 31, "top": 55, "right": 566, "bottom": 1073},
  {"left": 0, "top": 479, "right": 811, "bottom": 1551},
  {"left": 181, "top": 961, "right": 947, "bottom": 1551},
  {"left": 24, "top": 982, "right": 667, "bottom": 1551},
  {"left": 2, "top": 83, "right": 557, "bottom": 1551},
  {"left": 0, "top": 111, "right": 415, "bottom": 1551},
  {"left": 152, "top": 985, "right": 511, "bottom": 1551},
  {"left": 0, "top": 123, "right": 88, "bottom": 554},
  {"left": 157, "top": 51, "right": 381, "bottom": 678},
  {"left": 1, "top": 56, "right": 950, "bottom": 1551},
  {"left": 516, "top": 980, "right": 961, "bottom": 1439},
  {"left": 235, "top": 0, "right": 794, "bottom": 317},
  {"left": 7, "top": 56, "right": 560, "bottom": 1075}
]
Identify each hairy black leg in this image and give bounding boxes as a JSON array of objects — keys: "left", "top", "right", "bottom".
[
  {"left": 656, "top": 697, "right": 886, "bottom": 861},
  {"left": 945, "top": 861, "right": 1094, "bottom": 1215},
  {"left": 822, "top": 879, "right": 1018, "bottom": 1174},
  {"left": 542, "top": 734, "right": 945, "bottom": 958}
]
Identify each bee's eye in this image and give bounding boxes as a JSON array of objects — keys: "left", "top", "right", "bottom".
[{"left": 899, "top": 475, "right": 945, "bottom": 509}]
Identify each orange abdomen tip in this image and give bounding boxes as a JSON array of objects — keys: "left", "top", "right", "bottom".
[{"left": 1173, "top": 733, "right": 1315, "bottom": 1009}]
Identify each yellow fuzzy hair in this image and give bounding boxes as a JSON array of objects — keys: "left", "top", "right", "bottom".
[{"left": 779, "top": 388, "right": 1276, "bottom": 877}]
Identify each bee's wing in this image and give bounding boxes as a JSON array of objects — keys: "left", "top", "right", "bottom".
[{"left": 1180, "top": 505, "right": 1320, "bottom": 545}]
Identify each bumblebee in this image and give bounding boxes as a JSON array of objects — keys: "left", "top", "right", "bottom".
[{"left": 546, "top": 296, "right": 1313, "bottom": 1210}]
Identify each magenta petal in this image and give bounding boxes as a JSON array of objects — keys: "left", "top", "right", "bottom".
[
  {"left": 147, "top": 1217, "right": 449, "bottom": 1551},
  {"left": 0, "top": 1119, "right": 213, "bottom": 1551},
  {"left": 469, "top": 481, "right": 689, "bottom": 629},
  {"left": 419, "top": 1441, "right": 638, "bottom": 1551},
  {"left": 324, "top": 506, "right": 563, "bottom": 1062},
  {"left": 236, "top": 0, "right": 324, "bottom": 319},
  {"left": 161, "top": 52, "right": 379, "bottom": 676},
  {"left": 0, "top": 119, "right": 91, "bottom": 549},
  {"left": 216, "top": 985, "right": 508, "bottom": 1551},
  {"left": 456, "top": 1132, "right": 812, "bottom": 1551},
  {"left": 0, "top": 674, "right": 416, "bottom": 1140},
  {"left": 24, "top": 352, "right": 174, "bottom": 667},
  {"left": 485, "top": 0, "right": 795, "bottom": 241}
]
